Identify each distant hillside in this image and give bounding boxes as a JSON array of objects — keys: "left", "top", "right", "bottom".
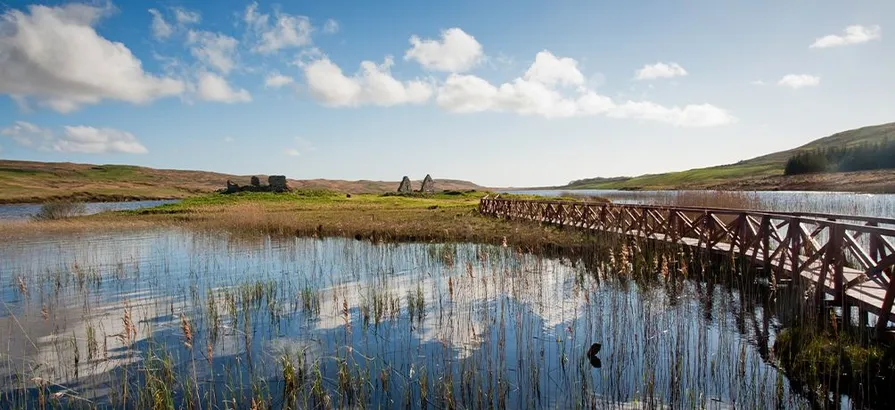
[
  {"left": 0, "top": 160, "right": 482, "bottom": 203},
  {"left": 561, "top": 122, "right": 895, "bottom": 193}
]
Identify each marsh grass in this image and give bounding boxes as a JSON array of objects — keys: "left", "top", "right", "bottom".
[{"left": 31, "top": 201, "right": 86, "bottom": 221}]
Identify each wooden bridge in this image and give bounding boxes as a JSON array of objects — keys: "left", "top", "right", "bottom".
[{"left": 479, "top": 196, "right": 895, "bottom": 332}]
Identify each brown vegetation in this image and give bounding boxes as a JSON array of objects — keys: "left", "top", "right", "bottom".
[{"left": 0, "top": 160, "right": 482, "bottom": 203}]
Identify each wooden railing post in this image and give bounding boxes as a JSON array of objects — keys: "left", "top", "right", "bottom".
[
  {"left": 831, "top": 224, "right": 845, "bottom": 304},
  {"left": 790, "top": 217, "right": 801, "bottom": 276}
]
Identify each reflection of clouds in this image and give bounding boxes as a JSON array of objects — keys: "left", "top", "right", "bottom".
[
  {"left": 2, "top": 290, "right": 183, "bottom": 387},
  {"left": 309, "top": 253, "right": 590, "bottom": 360}
]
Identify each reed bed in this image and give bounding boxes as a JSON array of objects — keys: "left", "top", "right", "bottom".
[
  {"left": 0, "top": 191, "right": 892, "bottom": 409},
  {"left": 2, "top": 226, "right": 892, "bottom": 409}
]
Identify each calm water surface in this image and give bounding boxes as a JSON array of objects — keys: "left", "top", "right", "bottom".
[
  {"left": 0, "top": 200, "right": 180, "bottom": 220},
  {"left": 1, "top": 228, "right": 823, "bottom": 408}
]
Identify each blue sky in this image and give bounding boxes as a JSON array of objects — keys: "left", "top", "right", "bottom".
[{"left": 0, "top": 0, "right": 892, "bottom": 187}]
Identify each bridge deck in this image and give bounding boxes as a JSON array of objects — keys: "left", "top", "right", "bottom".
[{"left": 481, "top": 198, "right": 895, "bottom": 328}]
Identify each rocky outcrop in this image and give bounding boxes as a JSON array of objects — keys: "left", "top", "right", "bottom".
[
  {"left": 397, "top": 176, "right": 412, "bottom": 193},
  {"left": 420, "top": 174, "right": 435, "bottom": 193}
]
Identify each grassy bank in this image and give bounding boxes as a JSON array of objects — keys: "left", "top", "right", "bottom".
[{"left": 0, "top": 191, "right": 611, "bottom": 250}]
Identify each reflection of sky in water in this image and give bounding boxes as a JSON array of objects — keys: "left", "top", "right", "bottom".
[{"left": 0, "top": 229, "right": 812, "bottom": 408}]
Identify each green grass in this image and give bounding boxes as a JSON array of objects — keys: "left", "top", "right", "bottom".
[{"left": 563, "top": 122, "right": 895, "bottom": 190}]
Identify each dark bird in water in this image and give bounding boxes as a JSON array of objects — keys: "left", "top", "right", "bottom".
[
  {"left": 587, "top": 343, "right": 602, "bottom": 368},
  {"left": 587, "top": 343, "right": 601, "bottom": 358}
]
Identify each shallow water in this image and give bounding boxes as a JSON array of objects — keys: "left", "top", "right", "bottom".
[
  {"left": 0, "top": 229, "right": 831, "bottom": 408},
  {"left": 0, "top": 200, "right": 180, "bottom": 220}
]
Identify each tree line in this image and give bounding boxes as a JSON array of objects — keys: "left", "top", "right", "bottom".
[{"left": 784, "top": 139, "right": 895, "bottom": 175}]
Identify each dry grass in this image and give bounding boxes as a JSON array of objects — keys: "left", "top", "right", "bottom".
[
  {"left": 0, "top": 191, "right": 603, "bottom": 250},
  {"left": 0, "top": 160, "right": 483, "bottom": 203}
]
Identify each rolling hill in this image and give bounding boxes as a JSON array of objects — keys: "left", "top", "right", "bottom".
[
  {"left": 560, "top": 122, "right": 895, "bottom": 193},
  {"left": 0, "top": 160, "right": 483, "bottom": 203}
]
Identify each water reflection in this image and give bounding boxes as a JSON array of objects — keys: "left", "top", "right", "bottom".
[{"left": 0, "top": 229, "right": 819, "bottom": 408}]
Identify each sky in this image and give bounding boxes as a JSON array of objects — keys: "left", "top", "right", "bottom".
[{"left": 0, "top": 0, "right": 892, "bottom": 187}]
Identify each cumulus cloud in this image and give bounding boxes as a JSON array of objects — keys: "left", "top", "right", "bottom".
[
  {"left": 405, "top": 28, "right": 483, "bottom": 72},
  {"left": 284, "top": 148, "right": 301, "bottom": 156},
  {"left": 1, "top": 121, "right": 148, "bottom": 154},
  {"left": 810, "top": 25, "right": 881, "bottom": 48},
  {"left": 244, "top": 2, "right": 313, "bottom": 54},
  {"left": 197, "top": 72, "right": 252, "bottom": 103},
  {"left": 148, "top": 8, "right": 173, "bottom": 39},
  {"left": 187, "top": 30, "right": 239, "bottom": 74},
  {"left": 435, "top": 51, "right": 734, "bottom": 126},
  {"left": 323, "top": 19, "right": 339, "bottom": 34},
  {"left": 522, "top": 51, "right": 585, "bottom": 87},
  {"left": 303, "top": 56, "right": 432, "bottom": 107},
  {"left": 777, "top": 74, "right": 820, "bottom": 89},
  {"left": 635, "top": 62, "right": 688, "bottom": 80},
  {"left": 56, "top": 126, "right": 148, "bottom": 154},
  {"left": 1, "top": 4, "right": 184, "bottom": 113},
  {"left": 265, "top": 73, "right": 295, "bottom": 88}
]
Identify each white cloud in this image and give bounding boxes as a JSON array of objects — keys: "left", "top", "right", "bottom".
[
  {"left": 635, "top": 62, "right": 688, "bottom": 80},
  {"left": 173, "top": 8, "right": 201, "bottom": 25},
  {"left": 0, "top": 4, "right": 185, "bottom": 113},
  {"left": 1, "top": 121, "right": 54, "bottom": 148},
  {"left": 197, "top": 72, "right": 252, "bottom": 103},
  {"left": 810, "top": 25, "right": 881, "bottom": 48},
  {"left": 304, "top": 56, "right": 432, "bottom": 107},
  {"left": 405, "top": 28, "right": 483, "bottom": 72},
  {"left": 148, "top": 8, "right": 173, "bottom": 40},
  {"left": 187, "top": 30, "right": 239, "bottom": 74},
  {"left": 56, "top": 126, "right": 148, "bottom": 154},
  {"left": 285, "top": 148, "right": 301, "bottom": 156},
  {"left": 1, "top": 121, "right": 148, "bottom": 154},
  {"left": 523, "top": 51, "right": 585, "bottom": 87},
  {"left": 244, "top": 2, "right": 313, "bottom": 54},
  {"left": 265, "top": 73, "right": 295, "bottom": 88},
  {"left": 777, "top": 74, "right": 820, "bottom": 89},
  {"left": 435, "top": 51, "right": 735, "bottom": 126},
  {"left": 323, "top": 19, "right": 339, "bottom": 34},
  {"left": 751, "top": 80, "right": 766, "bottom": 86},
  {"left": 607, "top": 101, "right": 737, "bottom": 127},
  {"left": 224, "top": 136, "right": 235, "bottom": 143}
]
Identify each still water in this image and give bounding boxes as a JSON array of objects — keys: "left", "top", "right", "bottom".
[
  {"left": 504, "top": 189, "right": 895, "bottom": 219},
  {"left": 0, "top": 200, "right": 180, "bottom": 220},
  {"left": 1, "top": 229, "right": 823, "bottom": 408}
]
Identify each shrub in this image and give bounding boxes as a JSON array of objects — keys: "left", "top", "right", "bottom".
[{"left": 32, "top": 201, "right": 86, "bottom": 221}]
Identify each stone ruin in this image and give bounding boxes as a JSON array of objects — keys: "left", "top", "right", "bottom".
[
  {"left": 268, "top": 175, "right": 288, "bottom": 193},
  {"left": 420, "top": 174, "right": 435, "bottom": 194},
  {"left": 223, "top": 175, "right": 290, "bottom": 194},
  {"left": 395, "top": 174, "right": 436, "bottom": 194},
  {"left": 397, "top": 176, "right": 412, "bottom": 193}
]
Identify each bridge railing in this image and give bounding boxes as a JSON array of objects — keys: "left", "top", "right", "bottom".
[{"left": 480, "top": 195, "right": 895, "bottom": 329}]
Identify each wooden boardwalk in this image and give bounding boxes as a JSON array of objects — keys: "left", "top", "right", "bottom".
[{"left": 479, "top": 196, "right": 895, "bottom": 331}]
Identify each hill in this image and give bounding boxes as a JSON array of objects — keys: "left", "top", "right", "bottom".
[
  {"left": 0, "top": 160, "right": 483, "bottom": 204},
  {"left": 560, "top": 122, "right": 895, "bottom": 193}
]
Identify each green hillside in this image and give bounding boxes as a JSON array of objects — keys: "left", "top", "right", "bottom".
[
  {"left": 563, "top": 122, "right": 895, "bottom": 190},
  {"left": 0, "top": 160, "right": 482, "bottom": 203}
]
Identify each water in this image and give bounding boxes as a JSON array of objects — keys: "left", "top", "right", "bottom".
[
  {"left": 0, "top": 200, "right": 180, "bottom": 220},
  {"left": 503, "top": 189, "right": 895, "bottom": 219},
  {"left": 0, "top": 228, "right": 832, "bottom": 408}
]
